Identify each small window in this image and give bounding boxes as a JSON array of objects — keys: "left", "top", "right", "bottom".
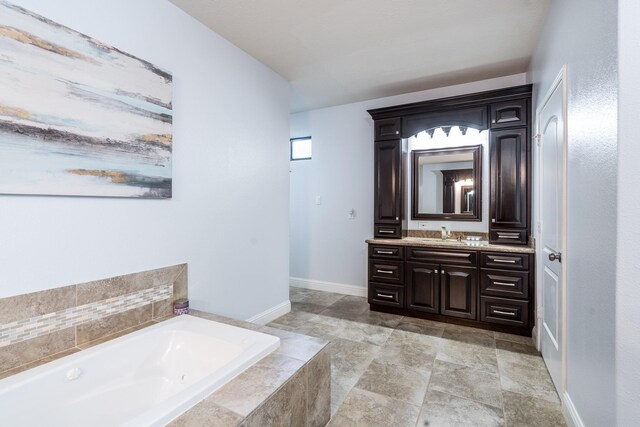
[{"left": 290, "top": 136, "right": 312, "bottom": 160}]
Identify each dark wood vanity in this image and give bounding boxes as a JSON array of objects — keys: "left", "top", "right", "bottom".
[{"left": 367, "top": 85, "right": 534, "bottom": 336}]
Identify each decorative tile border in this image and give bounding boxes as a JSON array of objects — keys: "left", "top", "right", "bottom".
[
  {"left": 0, "top": 264, "right": 187, "bottom": 374},
  {"left": 0, "top": 284, "right": 172, "bottom": 348}
]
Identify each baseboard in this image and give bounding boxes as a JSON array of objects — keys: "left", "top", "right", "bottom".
[
  {"left": 246, "top": 300, "right": 291, "bottom": 325},
  {"left": 562, "top": 391, "right": 585, "bottom": 427},
  {"left": 290, "top": 277, "right": 367, "bottom": 297}
]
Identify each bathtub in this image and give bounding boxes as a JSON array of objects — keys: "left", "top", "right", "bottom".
[{"left": 0, "top": 315, "right": 280, "bottom": 426}]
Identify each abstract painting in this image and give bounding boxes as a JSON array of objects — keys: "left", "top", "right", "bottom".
[{"left": 0, "top": 1, "right": 173, "bottom": 198}]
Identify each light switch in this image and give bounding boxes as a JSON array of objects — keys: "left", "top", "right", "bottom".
[
  {"left": 315, "top": 196, "right": 322, "bottom": 205},
  {"left": 348, "top": 209, "right": 356, "bottom": 219}
]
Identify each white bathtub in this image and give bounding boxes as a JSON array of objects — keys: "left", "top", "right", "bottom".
[{"left": 0, "top": 315, "right": 280, "bottom": 426}]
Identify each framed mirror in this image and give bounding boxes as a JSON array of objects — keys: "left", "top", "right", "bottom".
[{"left": 411, "top": 144, "right": 482, "bottom": 221}]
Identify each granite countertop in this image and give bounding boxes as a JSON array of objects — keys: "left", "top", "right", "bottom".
[{"left": 366, "top": 237, "right": 536, "bottom": 254}]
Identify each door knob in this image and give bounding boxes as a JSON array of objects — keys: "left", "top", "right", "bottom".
[{"left": 548, "top": 252, "right": 562, "bottom": 262}]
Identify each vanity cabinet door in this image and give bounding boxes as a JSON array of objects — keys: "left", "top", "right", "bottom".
[
  {"left": 490, "top": 128, "right": 528, "bottom": 231},
  {"left": 440, "top": 265, "right": 477, "bottom": 320},
  {"left": 374, "top": 118, "right": 401, "bottom": 141},
  {"left": 490, "top": 99, "right": 528, "bottom": 129},
  {"left": 374, "top": 140, "right": 402, "bottom": 229},
  {"left": 406, "top": 262, "right": 440, "bottom": 314}
]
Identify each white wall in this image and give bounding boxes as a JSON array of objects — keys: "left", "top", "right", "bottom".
[
  {"left": 0, "top": 0, "right": 291, "bottom": 321},
  {"left": 616, "top": 0, "right": 640, "bottom": 424},
  {"left": 529, "top": 0, "right": 618, "bottom": 425},
  {"left": 290, "top": 74, "right": 526, "bottom": 289}
]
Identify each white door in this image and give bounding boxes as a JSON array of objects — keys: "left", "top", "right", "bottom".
[{"left": 537, "top": 68, "right": 566, "bottom": 392}]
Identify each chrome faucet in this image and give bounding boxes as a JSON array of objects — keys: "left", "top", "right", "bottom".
[{"left": 441, "top": 226, "right": 451, "bottom": 241}]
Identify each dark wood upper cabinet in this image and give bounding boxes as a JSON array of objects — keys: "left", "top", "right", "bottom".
[
  {"left": 369, "top": 85, "right": 532, "bottom": 245},
  {"left": 440, "top": 265, "right": 477, "bottom": 320},
  {"left": 490, "top": 128, "right": 528, "bottom": 231},
  {"left": 406, "top": 262, "right": 440, "bottom": 313},
  {"left": 374, "top": 118, "right": 401, "bottom": 141},
  {"left": 374, "top": 140, "right": 403, "bottom": 230},
  {"left": 490, "top": 99, "right": 528, "bottom": 129}
]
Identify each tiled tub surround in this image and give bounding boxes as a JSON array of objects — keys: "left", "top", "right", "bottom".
[
  {"left": 0, "top": 308, "right": 331, "bottom": 426},
  {"left": 0, "top": 264, "right": 187, "bottom": 375},
  {"left": 0, "top": 315, "right": 281, "bottom": 426},
  {"left": 170, "top": 311, "right": 331, "bottom": 427}
]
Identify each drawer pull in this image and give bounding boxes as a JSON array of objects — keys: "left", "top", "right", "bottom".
[
  {"left": 493, "top": 309, "right": 516, "bottom": 316},
  {"left": 376, "top": 250, "right": 395, "bottom": 255},
  {"left": 378, "top": 230, "right": 395, "bottom": 234},
  {"left": 493, "top": 259, "right": 517, "bottom": 264},
  {"left": 494, "top": 281, "right": 516, "bottom": 287},
  {"left": 377, "top": 269, "right": 394, "bottom": 274},
  {"left": 498, "top": 234, "right": 520, "bottom": 239},
  {"left": 376, "top": 293, "right": 395, "bottom": 299}
]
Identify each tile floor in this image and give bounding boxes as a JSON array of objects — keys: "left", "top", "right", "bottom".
[{"left": 267, "top": 287, "right": 567, "bottom": 427}]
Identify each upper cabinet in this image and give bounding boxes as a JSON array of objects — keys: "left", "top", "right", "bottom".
[
  {"left": 374, "top": 118, "right": 402, "bottom": 141},
  {"left": 490, "top": 99, "right": 528, "bottom": 129},
  {"left": 368, "top": 85, "right": 532, "bottom": 245},
  {"left": 489, "top": 128, "right": 529, "bottom": 244},
  {"left": 373, "top": 140, "right": 403, "bottom": 238}
]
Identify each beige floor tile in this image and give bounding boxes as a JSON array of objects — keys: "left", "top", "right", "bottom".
[
  {"left": 375, "top": 330, "right": 439, "bottom": 374},
  {"left": 429, "top": 359, "right": 503, "bottom": 409},
  {"left": 309, "top": 314, "right": 394, "bottom": 346},
  {"left": 502, "top": 390, "right": 567, "bottom": 427},
  {"left": 291, "top": 301, "right": 327, "bottom": 314},
  {"left": 295, "top": 289, "right": 345, "bottom": 307},
  {"left": 494, "top": 331, "right": 535, "bottom": 347},
  {"left": 442, "top": 324, "right": 496, "bottom": 348},
  {"left": 498, "top": 359, "right": 560, "bottom": 404},
  {"left": 355, "top": 360, "right": 430, "bottom": 405},
  {"left": 328, "top": 388, "right": 420, "bottom": 427},
  {"left": 394, "top": 316, "right": 445, "bottom": 337},
  {"left": 417, "top": 390, "right": 505, "bottom": 427},
  {"left": 436, "top": 339, "right": 499, "bottom": 374}
]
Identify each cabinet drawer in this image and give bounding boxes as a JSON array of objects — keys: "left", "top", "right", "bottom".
[
  {"left": 481, "top": 252, "right": 529, "bottom": 270},
  {"left": 489, "top": 229, "right": 528, "bottom": 245},
  {"left": 374, "top": 224, "right": 402, "bottom": 238},
  {"left": 481, "top": 296, "right": 529, "bottom": 327},
  {"left": 368, "top": 259, "right": 404, "bottom": 284},
  {"left": 369, "top": 245, "right": 404, "bottom": 259},
  {"left": 481, "top": 269, "right": 529, "bottom": 299},
  {"left": 369, "top": 282, "right": 404, "bottom": 308},
  {"left": 374, "top": 118, "right": 401, "bottom": 140},
  {"left": 407, "top": 248, "right": 476, "bottom": 266},
  {"left": 490, "top": 99, "right": 528, "bottom": 129}
]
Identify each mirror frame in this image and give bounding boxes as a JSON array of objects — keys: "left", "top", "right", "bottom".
[{"left": 411, "top": 144, "right": 482, "bottom": 221}]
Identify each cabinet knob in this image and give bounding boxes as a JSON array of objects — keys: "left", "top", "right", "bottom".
[
  {"left": 492, "top": 119, "right": 496, "bottom": 124},
  {"left": 395, "top": 131, "right": 399, "bottom": 134}
]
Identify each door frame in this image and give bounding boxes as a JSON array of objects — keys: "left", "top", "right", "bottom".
[{"left": 535, "top": 65, "right": 568, "bottom": 394}]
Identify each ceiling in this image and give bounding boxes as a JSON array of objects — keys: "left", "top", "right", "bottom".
[{"left": 170, "top": 0, "right": 550, "bottom": 112}]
